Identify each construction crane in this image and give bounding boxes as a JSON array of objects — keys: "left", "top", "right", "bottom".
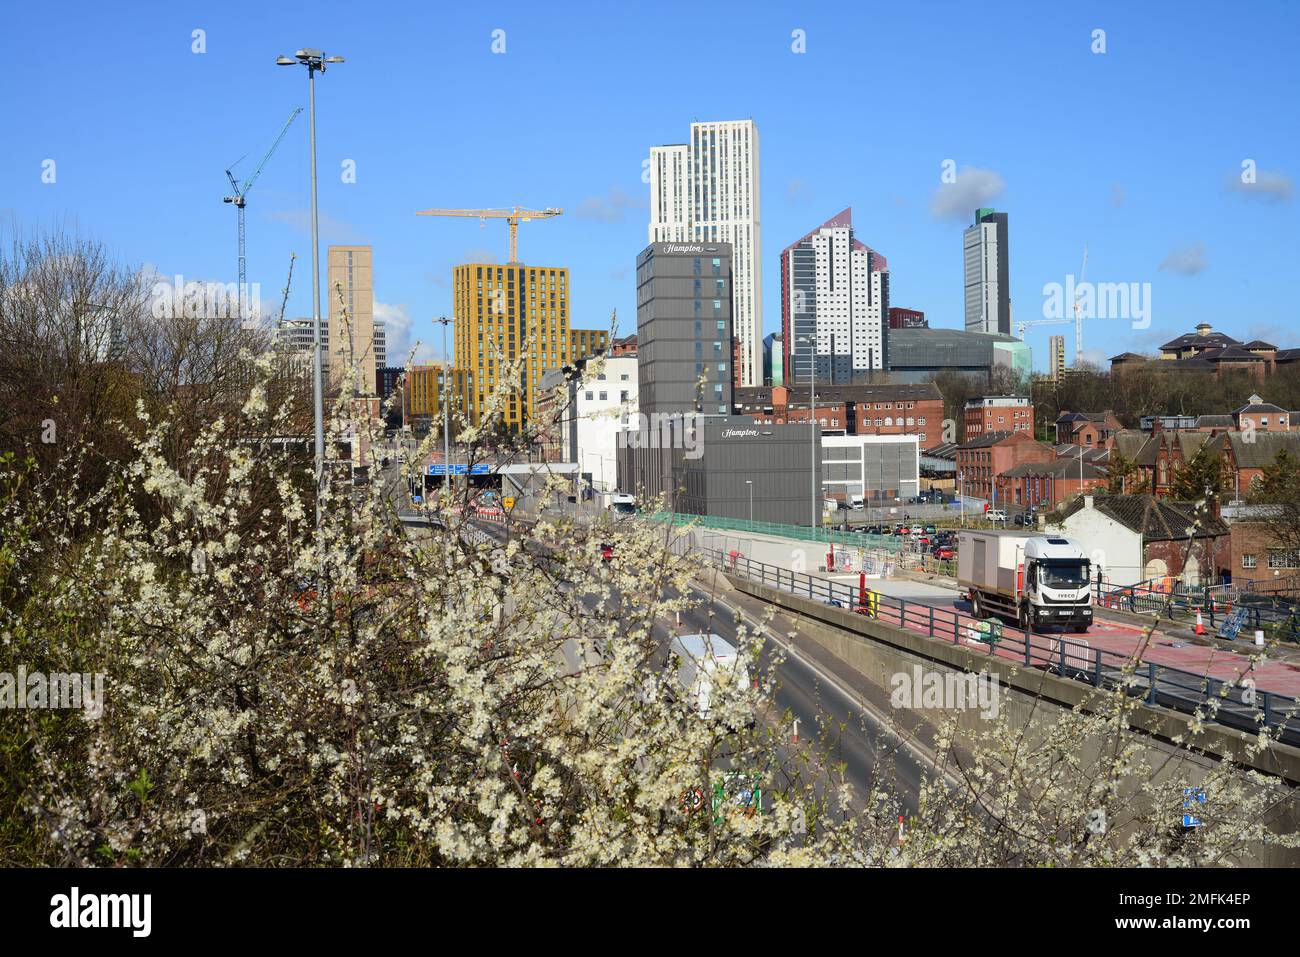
[
  {"left": 415, "top": 206, "right": 563, "bottom": 264},
  {"left": 223, "top": 107, "right": 302, "bottom": 327},
  {"left": 1016, "top": 244, "right": 1088, "bottom": 367}
]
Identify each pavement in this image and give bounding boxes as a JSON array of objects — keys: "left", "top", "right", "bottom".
[{"left": 692, "top": 526, "right": 1300, "bottom": 701}]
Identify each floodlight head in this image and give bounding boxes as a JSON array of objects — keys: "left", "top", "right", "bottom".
[{"left": 275, "top": 55, "right": 295, "bottom": 65}]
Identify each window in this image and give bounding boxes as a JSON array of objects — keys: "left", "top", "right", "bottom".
[
  {"left": 599, "top": 391, "right": 607, "bottom": 401},
  {"left": 1268, "top": 550, "right": 1300, "bottom": 569},
  {"left": 585, "top": 391, "right": 593, "bottom": 401}
]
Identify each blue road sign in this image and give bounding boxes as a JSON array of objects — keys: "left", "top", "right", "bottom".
[
  {"left": 1182, "top": 787, "right": 1206, "bottom": 827},
  {"left": 427, "top": 463, "right": 491, "bottom": 476},
  {"left": 1182, "top": 814, "right": 1202, "bottom": 828}
]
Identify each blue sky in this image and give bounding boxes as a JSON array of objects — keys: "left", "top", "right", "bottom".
[{"left": 2, "top": 0, "right": 1297, "bottom": 370}]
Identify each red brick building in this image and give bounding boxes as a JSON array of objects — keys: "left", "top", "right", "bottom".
[
  {"left": 955, "top": 430, "right": 1054, "bottom": 503},
  {"left": 1229, "top": 517, "right": 1300, "bottom": 590},
  {"left": 995, "top": 458, "right": 1108, "bottom": 511},
  {"left": 733, "top": 382, "right": 945, "bottom": 448},
  {"left": 1055, "top": 410, "right": 1123, "bottom": 448},
  {"left": 964, "top": 395, "right": 1034, "bottom": 440}
]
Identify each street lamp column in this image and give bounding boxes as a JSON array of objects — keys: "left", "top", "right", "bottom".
[{"left": 277, "top": 48, "right": 344, "bottom": 529}]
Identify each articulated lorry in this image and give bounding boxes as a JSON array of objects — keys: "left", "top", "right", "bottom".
[{"left": 957, "top": 529, "right": 1093, "bottom": 632}]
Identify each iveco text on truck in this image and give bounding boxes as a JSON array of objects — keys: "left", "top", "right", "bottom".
[{"left": 957, "top": 530, "right": 1093, "bottom": 632}]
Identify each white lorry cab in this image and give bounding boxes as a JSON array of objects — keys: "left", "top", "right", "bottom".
[
  {"left": 607, "top": 492, "right": 636, "bottom": 515},
  {"left": 957, "top": 530, "right": 1093, "bottom": 632},
  {"left": 667, "top": 633, "right": 752, "bottom": 725}
]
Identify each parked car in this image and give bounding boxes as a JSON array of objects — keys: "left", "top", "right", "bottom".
[
  {"left": 924, "top": 524, "right": 937, "bottom": 536},
  {"left": 986, "top": 509, "right": 1008, "bottom": 523},
  {"left": 932, "top": 544, "right": 955, "bottom": 560}
]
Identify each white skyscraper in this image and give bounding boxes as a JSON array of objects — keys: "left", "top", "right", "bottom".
[
  {"left": 963, "top": 208, "right": 1010, "bottom": 335},
  {"left": 649, "top": 119, "right": 762, "bottom": 387},
  {"left": 780, "top": 208, "right": 888, "bottom": 384}
]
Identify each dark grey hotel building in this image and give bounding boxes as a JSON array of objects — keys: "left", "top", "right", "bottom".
[{"left": 635, "top": 241, "right": 735, "bottom": 416}]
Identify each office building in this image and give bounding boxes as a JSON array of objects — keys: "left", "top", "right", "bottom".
[
  {"left": 822, "top": 434, "right": 921, "bottom": 504},
  {"left": 887, "top": 327, "right": 1031, "bottom": 385},
  {"left": 649, "top": 119, "right": 762, "bottom": 386},
  {"left": 453, "top": 262, "right": 570, "bottom": 430},
  {"left": 538, "top": 354, "right": 638, "bottom": 492},
  {"left": 762, "top": 332, "right": 783, "bottom": 386},
  {"left": 963, "top": 208, "right": 1010, "bottom": 335},
  {"left": 780, "top": 208, "right": 889, "bottom": 386},
  {"left": 327, "top": 246, "right": 378, "bottom": 395},
  {"left": 617, "top": 416, "right": 817, "bottom": 526},
  {"left": 634, "top": 241, "right": 734, "bottom": 417},
  {"left": 1049, "top": 335, "right": 1066, "bottom": 380},
  {"left": 735, "top": 382, "right": 946, "bottom": 449}
]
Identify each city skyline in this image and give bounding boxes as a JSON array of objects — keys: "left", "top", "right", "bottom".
[{"left": 2, "top": 2, "right": 1296, "bottom": 376}]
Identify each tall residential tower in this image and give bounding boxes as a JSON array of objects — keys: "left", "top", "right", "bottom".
[
  {"left": 649, "top": 119, "right": 762, "bottom": 388},
  {"left": 779, "top": 208, "right": 889, "bottom": 386},
  {"left": 963, "top": 208, "right": 1010, "bottom": 335}
]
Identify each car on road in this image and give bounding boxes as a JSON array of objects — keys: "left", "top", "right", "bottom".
[{"left": 986, "top": 509, "right": 1008, "bottom": 523}]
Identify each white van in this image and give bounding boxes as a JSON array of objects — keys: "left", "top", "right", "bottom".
[
  {"left": 849, "top": 493, "right": 865, "bottom": 510},
  {"left": 986, "top": 509, "right": 1008, "bottom": 523},
  {"left": 668, "top": 633, "right": 752, "bottom": 725}
]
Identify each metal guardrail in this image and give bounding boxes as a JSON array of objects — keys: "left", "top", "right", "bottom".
[
  {"left": 645, "top": 511, "right": 907, "bottom": 552},
  {"left": 689, "top": 541, "right": 1300, "bottom": 747},
  {"left": 1095, "top": 578, "right": 1300, "bottom": 642}
]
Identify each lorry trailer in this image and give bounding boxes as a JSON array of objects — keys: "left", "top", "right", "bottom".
[{"left": 957, "top": 529, "right": 1093, "bottom": 632}]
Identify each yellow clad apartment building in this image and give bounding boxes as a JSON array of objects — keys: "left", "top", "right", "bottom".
[{"left": 453, "top": 262, "right": 607, "bottom": 431}]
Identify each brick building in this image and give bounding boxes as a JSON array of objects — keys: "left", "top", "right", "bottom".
[
  {"left": 1050, "top": 493, "right": 1231, "bottom": 587},
  {"left": 955, "top": 430, "right": 1053, "bottom": 503},
  {"left": 1055, "top": 410, "right": 1123, "bottom": 448},
  {"left": 733, "top": 382, "right": 945, "bottom": 448},
  {"left": 995, "top": 458, "right": 1109, "bottom": 511},
  {"left": 964, "top": 395, "right": 1033, "bottom": 440}
]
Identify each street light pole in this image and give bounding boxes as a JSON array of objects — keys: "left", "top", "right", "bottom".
[
  {"left": 277, "top": 48, "right": 344, "bottom": 528},
  {"left": 798, "top": 334, "right": 817, "bottom": 534},
  {"left": 435, "top": 316, "right": 452, "bottom": 499}
]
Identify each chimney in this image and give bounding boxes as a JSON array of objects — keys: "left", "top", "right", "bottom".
[{"left": 1084, "top": 494, "right": 1095, "bottom": 510}]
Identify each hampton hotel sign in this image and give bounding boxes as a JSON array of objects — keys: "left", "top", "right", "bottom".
[{"left": 661, "top": 244, "right": 722, "bottom": 255}]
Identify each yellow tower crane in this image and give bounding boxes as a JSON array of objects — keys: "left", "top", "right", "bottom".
[{"left": 415, "top": 206, "right": 563, "bottom": 264}]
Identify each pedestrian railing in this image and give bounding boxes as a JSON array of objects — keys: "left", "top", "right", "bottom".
[{"left": 689, "top": 541, "right": 1300, "bottom": 746}]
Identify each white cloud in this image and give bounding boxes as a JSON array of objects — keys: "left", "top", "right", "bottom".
[
  {"left": 574, "top": 187, "right": 643, "bottom": 223},
  {"left": 929, "top": 166, "right": 1005, "bottom": 220},
  {"left": 1158, "top": 243, "right": 1208, "bottom": 275},
  {"left": 375, "top": 301, "right": 413, "bottom": 359},
  {"left": 1225, "top": 168, "right": 1292, "bottom": 202}
]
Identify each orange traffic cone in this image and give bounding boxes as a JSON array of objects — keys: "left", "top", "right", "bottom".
[{"left": 1195, "top": 607, "right": 1206, "bottom": 636}]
